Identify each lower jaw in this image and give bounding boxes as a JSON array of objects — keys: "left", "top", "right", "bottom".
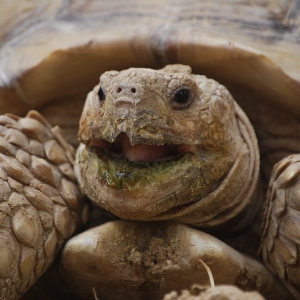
[
  {"left": 90, "top": 146, "right": 187, "bottom": 190},
  {"left": 75, "top": 144, "right": 228, "bottom": 220}
]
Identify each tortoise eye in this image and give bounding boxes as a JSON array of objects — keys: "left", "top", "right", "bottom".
[
  {"left": 98, "top": 87, "right": 106, "bottom": 101},
  {"left": 171, "top": 89, "right": 192, "bottom": 109}
]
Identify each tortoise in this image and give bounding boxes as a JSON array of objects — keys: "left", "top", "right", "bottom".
[{"left": 0, "top": 0, "right": 300, "bottom": 299}]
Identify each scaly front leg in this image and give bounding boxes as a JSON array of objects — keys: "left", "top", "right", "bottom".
[{"left": 262, "top": 155, "right": 300, "bottom": 299}]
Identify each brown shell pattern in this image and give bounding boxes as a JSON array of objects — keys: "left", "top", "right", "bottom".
[
  {"left": 261, "top": 154, "right": 300, "bottom": 299},
  {"left": 0, "top": 111, "right": 85, "bottom": 300}
]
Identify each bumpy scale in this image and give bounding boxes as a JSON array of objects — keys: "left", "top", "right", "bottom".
[
  {"left": 63, "top": 65, "right": 290, "bottom": 299},
  {"left": 262, "top": 155, "right": 300, "bottom": 299},
  {"left": 2, "top": 66, "right": 300, "bottom": 300},
  {"left": 0, "top": 111, "right": 86, "bottom": 300}
]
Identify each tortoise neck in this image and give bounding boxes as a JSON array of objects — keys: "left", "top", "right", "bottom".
[{"left": 201, "top": 179, "right": 264, "bottom": 237}]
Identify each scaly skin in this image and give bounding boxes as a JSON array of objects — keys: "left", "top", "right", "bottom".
[
  {"left": 75, "top": 64, "right": 260, "bottom": 228},
  {"left": 1, "top": 65, "right": 297, "bottom": 299},
  {"left": 0, "top": 111, "right": 86, "bottom": 300},
  {"left": 62, "top": 65, "right": 290, "bottom": 299}
]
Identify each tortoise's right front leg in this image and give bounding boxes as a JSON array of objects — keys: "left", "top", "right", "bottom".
[
  {"left": 60, "top": 220, "right": 290, "bottom": 300},
  {"left": 262, "top": 154, "right": 300, "bottom": 299}
]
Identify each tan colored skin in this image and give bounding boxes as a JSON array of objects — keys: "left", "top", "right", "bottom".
[
  {"left": 0, "top": 66, "right": 297, "bottom": 300},
  {"left": 0, "top": 111, "right": 86, "bottom": 300},
  {"left": 61, "top": 220, "right": 289, "bottom": 299},
  {"left": 75, "top": 65, "right": 259, "bottom": 229},
  {"left": 61, "top": 65, "right": 290, "bottom": 300},
  {"left": 261, "top": 155, "right": 300, "bottom": 299},
  {"left": 0, "top": 1, "right": 300, "bottom": 299}
]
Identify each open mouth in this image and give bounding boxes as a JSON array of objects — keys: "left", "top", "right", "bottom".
[
  {"left": 76, "top": 132, "right": 230, "bottom": 220},
  {"left": 89, "top": 133, "right": 197, "bottom": 164}
]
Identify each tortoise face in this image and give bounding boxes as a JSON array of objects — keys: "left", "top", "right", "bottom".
[{"left": 75, "top": 65, "right": 244, "bottom": 220}]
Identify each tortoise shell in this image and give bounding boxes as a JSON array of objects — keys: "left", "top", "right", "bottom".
[{"left": 0, "top": 1, "right": 300, "bottom": 299}]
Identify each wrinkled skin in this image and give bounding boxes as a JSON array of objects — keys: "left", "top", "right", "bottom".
[
  {"left": 13, "top": 65, "right": 298, "bottom": 300},
  {"left": 58, "top": 65, "right": 291, "bottom": 300},
  {"left": 75, "top": 65, "right": 259, "bottom": 227},
  {"left": 1, "top": 1, "right": 300, "bottom": 299}
]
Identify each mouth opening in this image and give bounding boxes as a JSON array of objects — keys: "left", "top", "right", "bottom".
[{"left": 89, "top": 133, "right": 197, "bottom": 163}]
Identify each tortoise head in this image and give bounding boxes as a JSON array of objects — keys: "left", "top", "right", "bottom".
[{"left": 75, "top": 65, "right": 259, "bottom": 226}]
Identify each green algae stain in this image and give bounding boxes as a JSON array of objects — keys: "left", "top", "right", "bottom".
[{"left": 93, "top": 150, "right": 196, "bottom": 190}]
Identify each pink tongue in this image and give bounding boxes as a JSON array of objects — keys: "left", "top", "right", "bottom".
[{"left": 121, "top": 135, "right": 171, "bottom": 163}]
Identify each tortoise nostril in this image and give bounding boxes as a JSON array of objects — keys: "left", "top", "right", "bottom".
[{"left": 115, "top": 84, "right": 137, "bottom": 95}]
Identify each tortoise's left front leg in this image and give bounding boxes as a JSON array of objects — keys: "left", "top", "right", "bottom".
[
  {"left": 59, "top": 220, "right": 290, "bottom": 300},
  {"left": 261, "top": 154, "right": 300, "bottom": 298}
]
